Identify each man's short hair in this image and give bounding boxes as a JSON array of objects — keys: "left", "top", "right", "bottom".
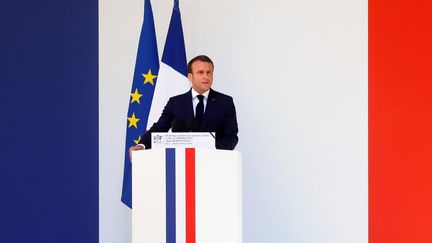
[{"left": 187, "top": 55, "right": 214, "bottom": 74}]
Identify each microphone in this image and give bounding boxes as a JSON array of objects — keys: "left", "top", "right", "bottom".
[
  {"left": 172, "top": 118, "right": 186, "bottom": 132},
  {"left": 185, "top": 118, "right": 199, "bottom": 132},
  {"left": 171, "top": 118, "right": 215, "bottom": 145},
  {"left": 172, "top": 118, "right": 200, "bottom": 132}
]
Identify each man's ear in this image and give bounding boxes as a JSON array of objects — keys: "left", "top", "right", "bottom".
[{"left": 187, "top": 73, "right": 193, "bottom": 81}]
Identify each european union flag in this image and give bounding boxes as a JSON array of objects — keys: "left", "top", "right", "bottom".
[{"left": 121, "top": 0, "right": 159, "bottom": 208}]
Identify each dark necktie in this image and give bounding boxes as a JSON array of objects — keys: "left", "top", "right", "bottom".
[{"left": 195, "top": 95, "right": 204, "bottom": 126}]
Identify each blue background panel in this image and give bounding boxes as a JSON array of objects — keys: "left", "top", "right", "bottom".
[{"left": 0, "top": 1, "right": 99, "bottom": 243}]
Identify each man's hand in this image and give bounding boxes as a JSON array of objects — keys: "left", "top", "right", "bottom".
[{"left": 129, "top": 145, "right": 144, "bottom": 161}]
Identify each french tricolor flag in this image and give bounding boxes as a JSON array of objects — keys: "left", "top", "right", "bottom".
[
  {"left": 147, "top": 0, "right": 191, "bottom": 127},
  {"left": 132, "top": 148, "right": 242, "bottom": 243}
]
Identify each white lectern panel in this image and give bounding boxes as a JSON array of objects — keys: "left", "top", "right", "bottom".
[
  {"left": 132, "top": 148, "right": 242, "bottom": 243},
  {"left": 132, "top": 149, "right": 166, "bottom": 243},
  {"left": 195, "top": 149, "right": 242, "bottom": 243}
]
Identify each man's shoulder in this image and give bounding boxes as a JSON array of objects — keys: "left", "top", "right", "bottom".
[
  {"left": 209, "top": 89, "right": 234, "bottom": 102},
  {"left": 169, "top": 90, "right": 191, "bottom": 102},
  {"left": 168, "top": 89, "right": 235, "bottom": 103}
]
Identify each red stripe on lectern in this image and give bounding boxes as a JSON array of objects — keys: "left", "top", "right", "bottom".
[
  {"left": 369, "top": 0, "right": 432, "bottom": 242},
  {"left": 185, "top": 148, "right": 196, "bottom": 243}
]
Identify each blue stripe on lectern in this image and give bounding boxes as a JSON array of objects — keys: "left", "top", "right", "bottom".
[{"left": 166, "top": 148, "right": 176, "bottom": 243}]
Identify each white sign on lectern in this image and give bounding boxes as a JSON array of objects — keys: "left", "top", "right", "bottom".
[{"left": 151, "top": 132, "right": 215, "bottom": 149}]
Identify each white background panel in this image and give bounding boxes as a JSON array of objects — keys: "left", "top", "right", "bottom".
[{"left": 99, "top": 0, "right": 367, "bottom": 242}]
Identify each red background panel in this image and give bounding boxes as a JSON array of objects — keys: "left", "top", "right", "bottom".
[{"left": 369, "top": 0, "right": 432, "bottom": 242}]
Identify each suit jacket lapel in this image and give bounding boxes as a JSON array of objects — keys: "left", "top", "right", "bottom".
[
  {"left": 183, "top": 89, "right": 194, "bottom": 118},
  {"left": 202, "top": 89, "right": 216, "bottom": 129}
]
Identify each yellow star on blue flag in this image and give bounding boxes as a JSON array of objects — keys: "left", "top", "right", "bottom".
[
  {"left": 142, "top": 69, "right": 157, "bottom": 85},
  {"left": 130, "top": 88, "right": 143, "bottom": 104}
]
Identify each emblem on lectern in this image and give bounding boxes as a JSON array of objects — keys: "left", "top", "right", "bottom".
[{"left": 153, "top": 134, "right": 163, "bottom": 144}]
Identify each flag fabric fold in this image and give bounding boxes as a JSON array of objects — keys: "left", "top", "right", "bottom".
[{"left": 121, "top": 0, "right": 159, "bottom": 208}]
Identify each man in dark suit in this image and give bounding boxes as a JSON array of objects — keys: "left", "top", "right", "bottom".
[{"left": 129, "top": 55, "right": 238, "bottom": 154}]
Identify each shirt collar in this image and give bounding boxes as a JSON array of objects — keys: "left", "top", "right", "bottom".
[{"left": 191, "top": 88, "right": 210, "bottom": 99}]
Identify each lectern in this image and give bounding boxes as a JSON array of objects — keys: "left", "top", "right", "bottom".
[{"left": 132, "top": 148, "right": 242, "bottom": 243}]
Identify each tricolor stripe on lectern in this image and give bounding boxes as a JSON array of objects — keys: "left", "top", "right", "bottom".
[
  {"left": 166, "top": 148, "right": 177, "bottom": 243},
  {"left": 165, "top": 148, "right": 196, "bottom": 243},
  {"left": 185, "top": 148, "right": 196, "bottom": 243}
]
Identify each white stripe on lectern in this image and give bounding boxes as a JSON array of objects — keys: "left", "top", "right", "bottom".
[{"left": 176, "top": 148, "right": 186, "bottom": 243}]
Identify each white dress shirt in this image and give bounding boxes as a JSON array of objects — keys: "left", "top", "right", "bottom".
[{"left": 191, "top": 88, "right": 210, "bottom": 116}]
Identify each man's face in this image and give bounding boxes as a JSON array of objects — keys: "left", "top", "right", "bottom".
[{"left": 188, "top": 60, "right": 214, "bottom": 94}]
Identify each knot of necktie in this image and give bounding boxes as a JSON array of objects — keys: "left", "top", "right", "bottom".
[{"left": 197, "top": 95, "right": 204, "bottom": 102}]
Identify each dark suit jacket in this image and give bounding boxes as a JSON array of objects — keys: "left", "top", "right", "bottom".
[{"left": 140, "top": 89, "right": 239, "bottom": 150}]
